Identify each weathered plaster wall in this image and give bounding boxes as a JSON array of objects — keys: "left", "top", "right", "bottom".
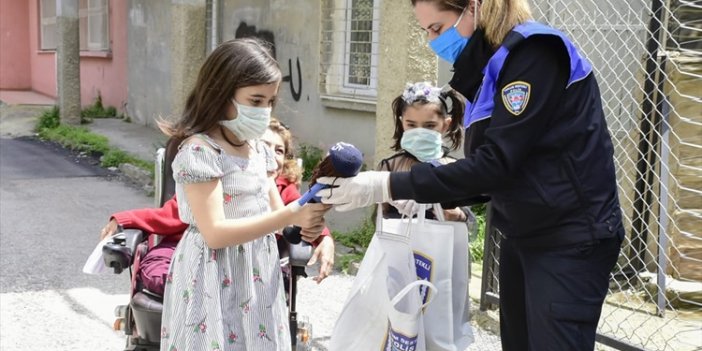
[
  {"left": 0, "top": 0, "right": 31, "bottom": 89},
  {"left": 220, "top": 0, "right": 378, "bottom": 166},
  {"left": 79, "top": 0, "right": 129, "bottom": 111},
  {"left": 375, "top": 0, "right": 437, "bottom": 163},
  {"left": 126, "top": 0, "right": 173, "bottom": 126}
]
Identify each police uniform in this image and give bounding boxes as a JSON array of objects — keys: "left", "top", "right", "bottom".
[{"left": 390, "top": 22, "right": 624, "bottom": 350}]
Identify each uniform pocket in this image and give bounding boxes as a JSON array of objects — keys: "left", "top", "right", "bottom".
[
  {"left": 550, "top": 301, "right": 601, "bottom": 323},
  {"left": 549, "top": 301, "right": 602, "bottom": 349}
]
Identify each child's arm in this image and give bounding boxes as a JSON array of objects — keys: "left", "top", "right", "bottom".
[
  {"left": 100, "top": 196, "right": 187, "bottom": 240},
  {"left": 111, "top": 196, "right": 187, "bottom": 235},
  {"left": 184, "top": 179, "right": 327, "bottom": 249}
]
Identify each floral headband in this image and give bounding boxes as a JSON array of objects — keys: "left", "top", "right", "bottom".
[
  {"left": 401, "top": 82, "right": 453, "bottom": 114},
  {"left": 401, "top": 82, "right": 443, "bottom": 104}
]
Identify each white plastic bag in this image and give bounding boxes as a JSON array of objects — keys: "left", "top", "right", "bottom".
[
  {"left": 82, "top": 234, "right": 118, "bottom": 274},
  {"left": 410, "top": 204, "right": 474, "bottom": 351},
  {"left": 330, "top": 210, "right": 436, "bottom": 351}
]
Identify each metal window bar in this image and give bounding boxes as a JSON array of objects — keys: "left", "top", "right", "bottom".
[
  {"left": 320, "top": 0, "right": 380, "bottom": 98},
  {"left": 478, "top": 0, "right": 702, "bottom": 350},
  {"left": 82, "top": 0, "right": 109, "bottom": 51}
]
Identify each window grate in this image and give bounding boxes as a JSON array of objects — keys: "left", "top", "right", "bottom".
[
  {"left": 320, "top": 0, "right": 380, "bottom": 99},
  {"left": 40, "top": 0, "right": 110, "bottom": 52}
]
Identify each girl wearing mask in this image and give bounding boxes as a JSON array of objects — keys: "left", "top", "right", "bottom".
[
  {"left": 158, "top": 37, "right": 329, "bottom": 350},
  {"left": 377, "top": 81, "right": 467, "bottom": 222},
  {"left": 319, "top": 1, "right": 623, "bottom": 349}
]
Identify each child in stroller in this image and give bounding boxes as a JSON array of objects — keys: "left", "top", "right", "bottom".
[{"left": 101, "top": 118, "right": 335, "bottom": 350}]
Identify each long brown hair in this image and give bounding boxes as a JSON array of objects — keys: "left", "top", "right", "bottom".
[
  {"left": 411, "top": 0, "right": 533, "bottom": 47},
  {"left": 159, "top": 37, "right": 282, "bottom": 140},
  {"left": 390, "top": 85, "right": 465, "bottom": 151}
]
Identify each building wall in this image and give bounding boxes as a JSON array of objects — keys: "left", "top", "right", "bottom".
[
  {"left": 220, "top": 0, "right": 378, "bottom": 166},
  {"left": 1, "top": 1, "right": 128, "bottom": 111},
  {"left": 126, "top": 0, "right": 173, "bottom": 126},
  {"left": 28, "top": 0, "right": 56, "bottom": 98},
  {"left": 79, "top": 0, "right": 129, "bottom": 111},
  {"left": 0, "top": 0, "right": 31, "bottom": 89}
]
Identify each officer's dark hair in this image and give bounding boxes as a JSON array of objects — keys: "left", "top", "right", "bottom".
[{"left": 390, "top": 87, "right": 465, "bottom": 152}]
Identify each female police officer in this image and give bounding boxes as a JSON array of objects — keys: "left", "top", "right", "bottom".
[{"left": 318, "top": 0, "right": 624, "bottom": 350}]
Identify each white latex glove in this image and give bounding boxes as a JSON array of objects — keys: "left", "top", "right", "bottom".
[
  {"left": 390, "top": 200, "right": 420, "bottom": 217},
  {"left": 316, "top": 171, "right": 392, "bottom": 212}
]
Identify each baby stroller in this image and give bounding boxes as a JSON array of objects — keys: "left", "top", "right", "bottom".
[{"left": 102, "top": 138, "right": 314, "bottom": 350}]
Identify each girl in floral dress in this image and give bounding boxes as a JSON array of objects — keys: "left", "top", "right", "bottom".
[{"left": 158, "top": 37, "right": 329, "bottom": 351}]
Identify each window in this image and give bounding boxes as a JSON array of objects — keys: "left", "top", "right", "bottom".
[
  {"left": 320, "top": 0, "right": 380, "bottom": 101},
  {"left": 39, "top": 0, "right": 57, "bottom": 50},
  {"left": 40, "top": 0, "right": 110, "bottom": 52}
]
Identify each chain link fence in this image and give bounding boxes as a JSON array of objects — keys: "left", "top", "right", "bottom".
[{"left": 479, "top": 0, "right": 702, "bottom": 350}]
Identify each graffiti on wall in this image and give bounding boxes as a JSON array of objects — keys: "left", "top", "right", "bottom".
[{"left": 235, "top": 22, "right": 302, "bottom": 102}]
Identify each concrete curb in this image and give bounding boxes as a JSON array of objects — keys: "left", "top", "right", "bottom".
[{"left": 117, "top": 162, "right": 154, "bottom": 194}]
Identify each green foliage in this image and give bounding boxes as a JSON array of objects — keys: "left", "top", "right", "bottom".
[
  {"left": 332, "top": 215, "right": 376, "bottom": 250},
  {"left": 298, "top": 144, "right": 324, "bottom": 181},
  {"left": 469, "top": 204, "right": 487, "bottom": 262},
  {"left": 81, "top": 94, "right": 118, "bottom": 122},
  {"left": 101, "top": 149, "right": 153, "bottom": 175},
  {"left": 105, "top": 106, "right": 117, "bottom": 117},
  {"left": 331, "top": 214, "right": 377, "bottom": 272},
  {"left": 35, "top": 106, "right": 61, "bottom": 131},
  {"left": 337, "top": 252, "right": 365, "bottom": 274},
  {"left": 38, "top": 125, "right": 110, "bottom": 153},
  {"left": 34, "top": 111, "right": 153, "bottom": 178}
]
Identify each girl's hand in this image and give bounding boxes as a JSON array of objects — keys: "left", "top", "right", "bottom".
[
  {"left": 443, "top": 208, "right": 467, "bottom": 222},
  {"left": 100, "top": 219, "right": 120, "bottom": 240},
  {"left": 300, "top": 224, "right": 325, "bottom": 243},
  {"left": 292, "top": 203, "right": 331, "bottom": 241},
  {"left": 308, "top": 235, "right": 335, "bottom": 283}
]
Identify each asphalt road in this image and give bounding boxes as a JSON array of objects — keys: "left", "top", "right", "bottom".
[
  {"left": 0, "top": 136, "right": 501, "bottom": 351},
  {"left": 0, "top": 136, "right": 354, "bottom": 351},
  {"left": 0, "top": 137, "right": 152, "bottom": 350}
]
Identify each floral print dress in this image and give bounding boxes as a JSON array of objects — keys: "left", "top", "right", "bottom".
[{"left": 160, "top": 134, "right": 290, "bottom": 351}]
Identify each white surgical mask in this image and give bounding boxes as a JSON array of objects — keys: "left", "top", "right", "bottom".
[
  {"left": 220, "top": 100, "right": 272, "bottom": 141},
  {"left": 400, "top": 128, "right": 444, "bottom": 162}
]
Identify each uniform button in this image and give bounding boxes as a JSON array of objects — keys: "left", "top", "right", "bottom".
[{"left": 608, "top": 226, "right": 614, "bottom": 232}]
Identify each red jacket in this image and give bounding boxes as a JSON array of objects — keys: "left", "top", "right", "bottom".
[
  {"left": 113, "top": 177, "right": 330, "bottom": 245},
  {"left": 111, "top": 197, "right": 187, "bottom": 244}
]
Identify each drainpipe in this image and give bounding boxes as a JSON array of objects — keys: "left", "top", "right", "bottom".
[{"left": 208, "top": 0, "right": 219, "bottom": 53}]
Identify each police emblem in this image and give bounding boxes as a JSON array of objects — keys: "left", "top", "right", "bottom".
[{"left": 501, "top": 81, "right": 531, "bottom": 116}]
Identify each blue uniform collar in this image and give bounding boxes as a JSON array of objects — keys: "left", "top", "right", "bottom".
[{"left": 463, "top": 21, "right": 593, "bottom": 129}]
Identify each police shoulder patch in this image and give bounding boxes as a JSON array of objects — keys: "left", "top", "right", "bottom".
[{"left": 501, "top": 81, "right": 531, "bottom": 116}]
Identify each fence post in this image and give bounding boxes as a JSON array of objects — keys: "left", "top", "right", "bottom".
[
  {"left": 627, "top": 0, "right": 667, "bottom": 275},
  {"left": 480, "top": 203, "right": 499, "bottom": 311}
]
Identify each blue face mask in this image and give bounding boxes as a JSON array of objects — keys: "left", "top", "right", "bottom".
[
  {"left": 401, "top": 128, "right": 444, "bottom": 162},
  {"left": 429, "top": 10, "right": 470, "bottom": 64}
]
